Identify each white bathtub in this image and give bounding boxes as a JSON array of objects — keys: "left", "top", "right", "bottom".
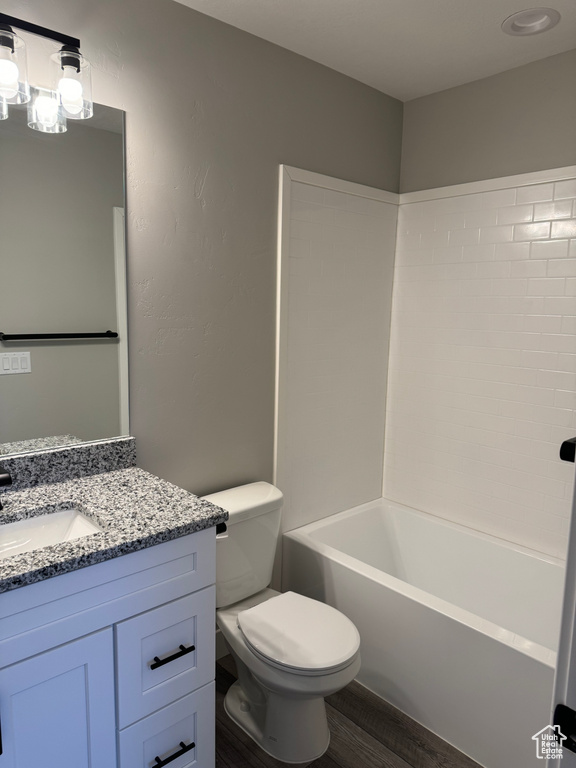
[{"left": 282, "top": 498, "right": 565, "bottom": 768}]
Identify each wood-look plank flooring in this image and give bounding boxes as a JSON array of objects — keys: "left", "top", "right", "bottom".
[{"left": 216, "top": 656, "right": 482, "bottom": 768}]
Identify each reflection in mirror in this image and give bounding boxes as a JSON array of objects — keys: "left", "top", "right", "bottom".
[{"left": 0, "top": 103, "right": 128, "bottom": 456}]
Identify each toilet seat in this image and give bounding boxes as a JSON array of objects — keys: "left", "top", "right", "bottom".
[{"left": 237, "top": 591, "right": 360, "bottom": 675}]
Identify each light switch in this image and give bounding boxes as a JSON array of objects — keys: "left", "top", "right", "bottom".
[{"left": 0, "top": 352, "right": 31, "bottom": 375}]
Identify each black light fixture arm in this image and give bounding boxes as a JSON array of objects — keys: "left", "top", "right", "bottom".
[{"left": 0, "top": 12, "right": 80, "bottom": 49}]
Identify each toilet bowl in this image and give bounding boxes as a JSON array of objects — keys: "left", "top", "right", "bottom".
[{"left": 203, "top": 482, "right": 361, "bottom": 764}]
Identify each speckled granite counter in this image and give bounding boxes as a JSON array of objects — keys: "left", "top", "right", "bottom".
[
  {"left": 0, "top": 439, "right": 227, "bottom": 593},
  {"left": 0, "top": 435, "right": 83, "bottom": 455}
]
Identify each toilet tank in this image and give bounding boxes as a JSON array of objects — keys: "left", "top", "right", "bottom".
[{"left": 202, "top": 482, "right": 283, "bottom": 608}]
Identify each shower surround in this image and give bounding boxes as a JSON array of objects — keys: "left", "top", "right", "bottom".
[
  {"left": 386, "top": 170, "right": 576, "bottom": 559},
  {"left": 278, "top": 165, "right": 576, "bottom": 765}
]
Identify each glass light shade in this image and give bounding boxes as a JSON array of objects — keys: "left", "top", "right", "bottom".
[
  {"left": 0, "top": 27, "right": 30, "bottom": 105},
  {"left": 50, "top": 47, "right": 92, "bottom": 120},
  {"left": 0, "top": 98, "right": 7, "bottom": 120},
  {"left": 27, "top": 87, "right": 66, "bottom": 133}
]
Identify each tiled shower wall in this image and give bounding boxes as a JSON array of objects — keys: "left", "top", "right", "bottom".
[
  {"left": 384, "top": 176, "right": 576, "bottom": 558},
  {"left": 277, "top": 175, "right": 397, "bottom": 532}
]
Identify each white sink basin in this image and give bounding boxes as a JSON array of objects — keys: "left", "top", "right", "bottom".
[{"left": 0, "top": 509, "right": 102, "bottom": 561}]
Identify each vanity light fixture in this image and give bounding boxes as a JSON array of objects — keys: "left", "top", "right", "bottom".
[{"left": 0, "top": 13, "right": 92, "bottom": 132}]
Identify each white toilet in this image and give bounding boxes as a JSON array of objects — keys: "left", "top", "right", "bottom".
[{"left": 203, "top": 481, "right": 361, "bottom": 764}]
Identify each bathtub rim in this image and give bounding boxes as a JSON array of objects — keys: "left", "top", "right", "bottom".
[{"left": 283, "top": 496, "right": 562, "bottom": 668}]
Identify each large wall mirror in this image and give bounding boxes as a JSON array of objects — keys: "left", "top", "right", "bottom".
[{"left": 0, "top": 103, "right": 128, "bottom": 456}]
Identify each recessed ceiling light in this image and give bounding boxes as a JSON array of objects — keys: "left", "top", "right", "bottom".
[{"left": 501, "top": 7, "right": 561, "bottom": 36}]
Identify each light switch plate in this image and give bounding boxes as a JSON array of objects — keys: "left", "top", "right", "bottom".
[{"left": 0, "top": 352, "right": 31, "bottom": 375}]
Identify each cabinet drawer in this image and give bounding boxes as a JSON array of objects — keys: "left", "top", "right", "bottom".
[
  {"left": 118, "top": 682, "right": 214, "bottom": 768},
  {"left": 116, "top": 586, "right": 215, "bottom": 728}
]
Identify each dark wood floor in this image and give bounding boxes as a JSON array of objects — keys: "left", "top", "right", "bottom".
[{"left": 216, "top": 656, "right": 481, "bottom": 768}]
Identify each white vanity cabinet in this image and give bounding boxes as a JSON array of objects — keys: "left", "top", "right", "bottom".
[
  {"left": 0, "top": 629, "right": 116, "bottom": 768},
  {"left": 0, "top": 527, "right": 216, "bottom": 768}
]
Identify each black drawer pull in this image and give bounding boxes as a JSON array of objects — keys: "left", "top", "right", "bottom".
[
  {"left": 149, "top": 644, "right": 195, "bottom": 670},
  {"left": 153, "top": 741, "right": 195, "bottom": 767}
]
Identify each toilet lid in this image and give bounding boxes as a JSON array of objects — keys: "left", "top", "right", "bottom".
[{"left": 237, "top": 591, "right": 360, "bottom": 672}]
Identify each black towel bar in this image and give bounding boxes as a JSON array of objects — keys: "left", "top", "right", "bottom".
[{"left": 0, "top": 331, "right": 118, "bottom": 341}]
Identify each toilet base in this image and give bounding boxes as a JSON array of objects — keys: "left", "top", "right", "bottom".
[{"left": 224, "top": 680, "right": 330, "bottom": 764}]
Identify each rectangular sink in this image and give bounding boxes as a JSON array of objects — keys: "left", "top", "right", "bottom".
[{"left": 0, "top": 509, "right": 102, "bottom": 561}]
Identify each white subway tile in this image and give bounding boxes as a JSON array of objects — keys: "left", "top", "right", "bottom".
[
  {"left": 551, "top": 220, "right": 576, "bottom": 239},
  {"left": 494, "top": 242, "right": 530, "bottom": 260},
  {"left": 433, "top": 246, "right": 463, "bottom": 264},
  {"left": 514, "top": 420, "right": 551, "bottom": 441},
  {"left": 290, "top": 218, "right": 326, "bottom": 243},
  {"left": 523, "top": 314, "right": 562, "bottom": 334},
  {"left": 555, "top": 390, "right": 576, "bottom": 409},
  {"left": 465, "top": 209, "right": 499, "bottom": 228},
  {"left": 462, "top": 244, "right": 496, "bottom": 262},
  {"left": 534, "top": 200, "right": 573, "bottom": 221},
  {"left": 516, "top": 183, "right": 554, "bottom": 204},
  {"left": 544, "top": 296, "right": 576, "bottom": 314},
  {"left": 476, "top": 261, "right": 510, "bottom": 279},
  {"left": 540, "top": 333, "right": 576, "bottom": 353},
  {"left": 515, "top": 385, "right": 555, "bottom": 406},
  {"left": 398, "top": 232, "right": 423, "bottom": 250},
  {"left": 288, "top": 237, "right": 311, "bottom": 260},
  {"left": 537, "top": 369, "right": 576, "bottom": 391},
  {"left": 420, "top": 230, "right": 450, "bottom": 249},
  {"left": 480, "top": 189, "right": 516, "bottom": 209},
  {"left": 527, "top": 278, "right": 565, "bottom": 296},
  {"left": 531, "top": 239, "right": 570, "bottom": 259},
  {"left": 561, "top": 316, "right": 576, "bottom": 334},
  {"left": 510, "top": 260, "right": 547, "bottom": 278},
  {"left": 553, "top": 179, "right": 576, "bottom": 199},
  {"left": 565, "top": 279, "right": 576, "bottom": 297},
  {"left": 480, "top": 225, "right": 514, "bottom": 244},
  {"left": 436, "top": 212, "right": 466, "bottom": 230},
  {"left": 490, "top": 278, "right": 528, "bottom": 296},
  {"left": 291, "top": 198, "right": 335, "bottom": 225},
  {"left": 404, "top": 215, "right": 436, "bottom": 234},
  {"left": 514, "top": 222, "right": 551, "bottom": 241},
  {"left": 547, "top": 259, "right": 576, "bottom": 277},
  {"left": 449, "top": 228, "right": 480, "bottom": 246},
  {"left": 497, "top": 205, "right": 533, "bottom": 225},
  {"left": 489, "top": 313, "right": 524, "bottom": 332}
]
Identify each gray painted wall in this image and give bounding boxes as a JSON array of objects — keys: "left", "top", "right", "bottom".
[
  {"left": 6, "top": 0, "right": 403, "bottom": 493},
  {"left": 401, "top": 49, "right": 576, "bottom": 192},
  {"left": 0, "top": 115, "right": 123, "bottom": 444}
]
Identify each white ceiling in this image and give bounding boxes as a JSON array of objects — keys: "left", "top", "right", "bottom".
[{"left": 172, "top": 0, "right": 576, "bottom": 101}]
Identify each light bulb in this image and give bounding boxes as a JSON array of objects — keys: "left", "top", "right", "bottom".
[
  {"left": 35, "top": 95, "right": 58, "bottom": 128},
  {"left": 58, "top": 74, "right": 83, "bottom": 115},
  {"left": 0, "top": 59, "right": 18, "bottom": 100},
  {"left": 58, "top": 69, "right": 83, "bottom": 101}
]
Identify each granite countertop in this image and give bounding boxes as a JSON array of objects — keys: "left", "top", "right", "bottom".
[
  {"left": 0, "top": 435, "right": 84, "bottom": 455},
  {"left": 0, "top": 464, "right": 228, "bottom": 593}
]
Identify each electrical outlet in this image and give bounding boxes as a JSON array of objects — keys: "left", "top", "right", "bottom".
[{"left": 0, "top": 352, "right": 31, "bottom": 375}]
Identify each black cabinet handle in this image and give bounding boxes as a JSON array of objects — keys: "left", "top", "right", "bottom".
[
  {"left": 560, "top": 438, "right": 576, "bottom": 463},
  {"left": 149, "top": 644, "right": 195, "bottom": 670},
  {"left": 153, "top": 741, "right": 195, "bottom": 767}
]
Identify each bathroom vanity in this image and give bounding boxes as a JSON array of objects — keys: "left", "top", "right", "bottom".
[{"left": 0, "top": 438, "right": 227, "bottom": 768}]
